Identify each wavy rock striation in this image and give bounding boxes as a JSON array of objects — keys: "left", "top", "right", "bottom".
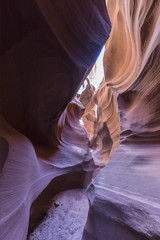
[
  {"left": 1, "top": 0, "right": 159, "bottom": 239},
  {"left": 104, "top": 0, "right": 160, "bottom": 142},
  {"left": 0, "top": 1, "right": 112, "bottom": 239},
  {"left": 83, "top": 0, "right": 160, "bottom": 153},
  {"left": 83, "top": 1, "right": 160, "bottom": 239}
]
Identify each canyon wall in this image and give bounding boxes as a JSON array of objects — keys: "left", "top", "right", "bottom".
[
  {"left": 83, "top": 1, "right": 160, "bottom": 239},
  {"left": 83, "top": 0, "right": 160, "bottom": 149},
  {"left": 0, "top": 0, "right": 160, "bottom": 239},
  {"left": 105, "top": 0, "right": 160, "bottom": 143},
  {"left": 0, "top": 1, "right": 112, "bottom": 239}
]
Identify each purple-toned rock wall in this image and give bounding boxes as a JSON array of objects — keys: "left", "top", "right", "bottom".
[
  {"left": 0, "top": 1, "right": 112, "bottom": 239},
  {"left": 0, "top": 0, "right": 160, "bottom": 239}
]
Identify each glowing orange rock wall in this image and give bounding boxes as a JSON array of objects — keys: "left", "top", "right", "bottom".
[
  {"left": 83, "top": 0, "right": 160, "bottom": 154},
  {"left": 1, "top": 0, "right": 160, "bottom": 239},
  {"left": 104, "top": 0, "right": 160, "bottom": 142}
]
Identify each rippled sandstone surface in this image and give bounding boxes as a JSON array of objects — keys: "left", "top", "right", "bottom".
[
  {"left": 83, "top": 0, "right": 160, "bottom": 239},
  {"left": 0, "top": 0, "right": 160, "bottom": 239},
  {"left": 0, "top": 1, "right": 112, "bottom": 239},
  {"left": 83, "top": 144, "right": 160, "bottom": 240}
]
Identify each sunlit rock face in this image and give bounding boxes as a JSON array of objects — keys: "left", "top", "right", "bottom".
[
  {"left": 83, "top": 1, "right": 160, "bottom": 239},
  {"left": 80, "top": 0, "right": 160, "bottom": 161},
  {"left": 0, "top": 1, "right": 112, "bottom": 240},
  {"left": 1, "top": 0, "right": 159, "bottom": 239},
  {"left": 104, "top": 0, "right": 160, "bottom": 142}
]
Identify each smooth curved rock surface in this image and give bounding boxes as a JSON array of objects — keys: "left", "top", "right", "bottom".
[
  {"left": 1, "top": 0, "right": 160, "bottom": 239},
  {"left": 104, "top": 0, "right": 160, "bottom": 142},
  {"left": 0, "top": 1, "right": 112, "bottom": 239},
  {"left": 0, "top": 0, "right": 111, "bottom": 146},
  {"left": 83, "top": 0, "right": 160, "bottom": 152},
  {"left": 0, "top": 102, "right": 94, "bottom": 240},
  {"left": 84, "top": 144, "right": 160, "bottom": 240},
  {"left": 82, "top": 1, "right": 160, "bottom": 239}
]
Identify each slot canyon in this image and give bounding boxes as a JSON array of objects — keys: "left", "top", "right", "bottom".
[{"left": 0, "top": 0, "right": 160, "bottom": 239}]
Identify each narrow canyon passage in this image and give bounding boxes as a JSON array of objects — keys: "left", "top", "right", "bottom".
[{"left": 0, "top": 0, "right": 160, "bottom": 240}]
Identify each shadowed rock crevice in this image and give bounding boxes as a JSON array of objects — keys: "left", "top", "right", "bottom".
[
  {"left": 28, "top": 172, "right": 93, "bottom": 234},
  {"left": 0, "top": 0, "right": 160, "bottom": 239},
  {"left": 0, "top": 136, "right": 9, "bottom": 173},
  {"left": 29, "top": 189, "right": 90, "bottom": 240}
]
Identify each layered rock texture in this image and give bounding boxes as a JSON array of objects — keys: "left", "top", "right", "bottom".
[
  {"left": 105, "top": 0, "right": 160, "bottom": 143},
  {"left": 0, "top": 0, "right": 160, "bottom": 239},
  {"left": 82, "top": 0, "right": 160, "bottom": 147},
  {"left": 83, "top": 0, "right": 160, "bottom": 239},
  {"left": 84, "top": 144, "right": 160, "bottom": 240},
  {"left": 0, "top": 1, "right": 112, "bottom": 240}
]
